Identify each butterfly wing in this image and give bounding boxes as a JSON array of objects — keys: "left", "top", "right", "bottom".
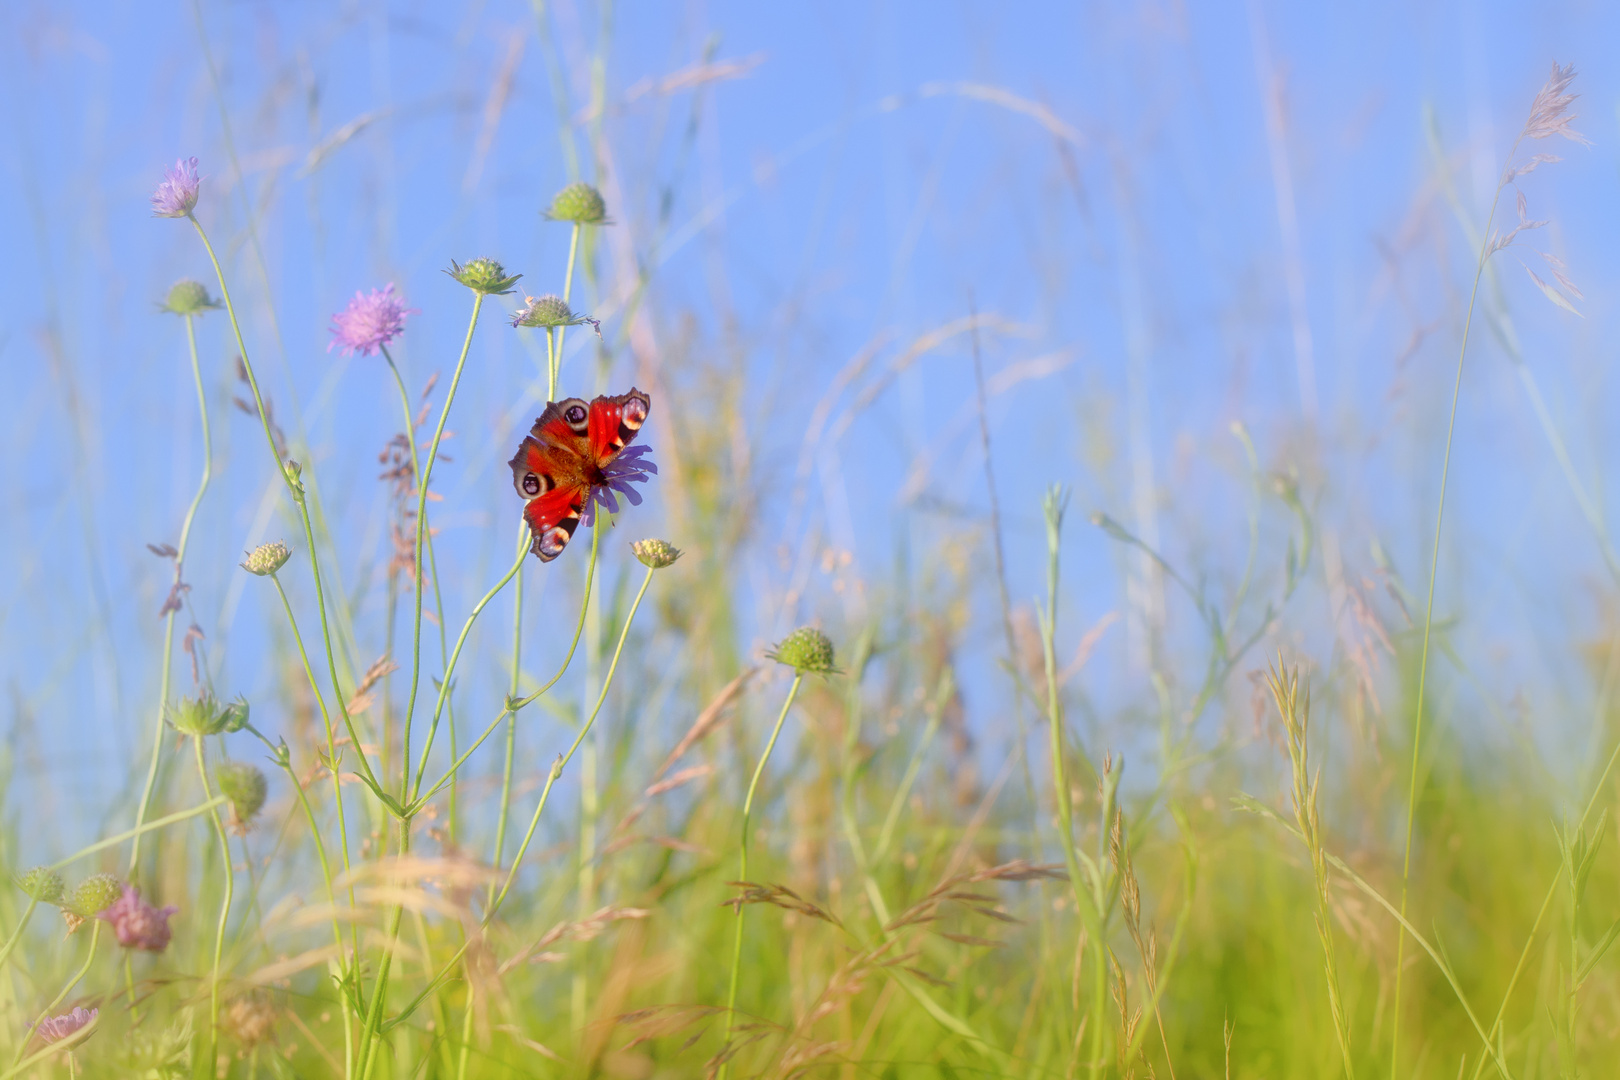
[
  {"left": 521, "top": 486, "right": 587, "bottom": 561},
  {"left": 586, "top": 388, "right": 651, "bottom": 465},
  {"left": 508, "top": 389, "right": 652, "bottom": 562}
]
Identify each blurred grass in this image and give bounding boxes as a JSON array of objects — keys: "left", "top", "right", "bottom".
[{"left": 4, "top": 4, "right": 1620, "bottom": 1080}]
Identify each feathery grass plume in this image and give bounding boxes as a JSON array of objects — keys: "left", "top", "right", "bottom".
[
  {"left": 160, "top": 279, "right": 220, "bottom": 316},
  {"left": 149, "top": 156, "right": 200, "bottom": 217},
  {"left": 544, "top": 180, "right": 609, "bottom": 224},
  {"left": 445, "top": 257, "right": 522, "bottom": 295},
  {"left": 100, "top": 884, "right": 178, "bottom": 952},
  {"left": 1267, "top": 659, "right": 1356, "bottom": 1079},
  {"left": 240, "top": 540, "right": 290, "bottom": 576},
  {"left": 328, "top": 283, "right": 418, "bottom": 357},
  {"left": 35, "top": 1006, "right": 96, "bottom": 1045},
  {"left": 14, "top": 867, "right": 63, "bottom": 904}
]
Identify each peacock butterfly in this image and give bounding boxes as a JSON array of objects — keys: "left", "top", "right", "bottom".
[{"left": 507, "top": 388, "right": 656, "bottom": 561}]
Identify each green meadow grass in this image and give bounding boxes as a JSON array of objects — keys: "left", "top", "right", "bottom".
[{"left": 1, "top": 34, "right": 1615, "bottom": 1080}]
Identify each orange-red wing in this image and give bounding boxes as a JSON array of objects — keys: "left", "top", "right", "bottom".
[
  {"left": 586, "top": 388, "right": 651, "bottom": 464},
  {"left": 522, "top": 487, "right": 587, "bottom": 562}
]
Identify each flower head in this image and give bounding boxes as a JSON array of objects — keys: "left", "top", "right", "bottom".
[
  {"left": 510, "top": 294, "right": 594, "bottom": 330},
  {"left": 631, "top": 538, "right": 682, "bottom": 569},
  {"left": 151, "top": 157, "right": 201, "bottom": 218},
  {"left": 65, "top": 874, "right": 124, "bottom": 919},
  {"left": 579, "top": 443, "right": 657, "bottom": 529},
  {"left": 767, "top": 627, "right": 840, "bottom": 676},
  {"left": 170, "top": 692, "right": 249, "bottom": 737},
  {"left": 161, "top": 280, "right": 220, "bottom": 316},
  {"left": 446, "top": 257, "right": 522, "bottom": 296},
  {"left": 329, "top": 283, "right": 417, "bottom": 357},
  {"left": 218, "top": 762, "right": 268, "bottom": 833},
  {"left": 35, "top": 1007, "right": 97, "bottom": 1045},
  {"left": 100, "top": 885, "right": 178, "bottom": 952},
  {"left": 15, "top": 867, "right": 64, "bottom": 904},
  {"left": 544, "top": 181, "right": 609, "bottom": 225},
  {"left": 240, "top": 541, "right": 290, "bottom": 576}
]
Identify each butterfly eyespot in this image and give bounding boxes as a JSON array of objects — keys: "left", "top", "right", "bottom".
[
  {"left": 521, "top": 473, "right": 541, "bottom": 496},
  {"left": 564, "top": 405, "right": 587, "bottom": 425},
  {"left": 622, "top": 396, "right": 648, "bottom": 426},
  {"left": 538, "top": 525, "right": 572, "bottom": 559}
]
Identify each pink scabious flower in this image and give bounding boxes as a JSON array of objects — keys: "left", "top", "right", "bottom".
[
  {"left": 99, "top": 886, "right": 178, "bottom": 952},
  {"left": 151, "top": 157, "right": 201, "bottom": 218},
  {"left": 580, "top": 443, "right": 657, "bottom": 528},
  {"left": 329, "top": 283, "right": 418, "bottom": 357},
  {"left": 35, "top": 1006, "right": 96, "bottom": 1044}
]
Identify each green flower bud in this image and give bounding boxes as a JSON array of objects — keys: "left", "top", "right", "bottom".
[
  {"left": 510, "top": 294, "right": 589, "bottom": 329},
  {"left": 66, "top": 874, "right": 124, "bottom": 918},
  {"left": 544, "top": 181, "right": 608, "bottom": 225},
  {"left": 170, "top": 692, "right": 223, "bottom": 736},
  {"left": 217, "top": 762, "right": 268, "bottom": 831},
  {"left": 219, "top": 696, "right": 250, "bottom": 733},
  {"left": 161, "top": 280, "right": 221, "bottom": 316},
  {"left": 446, "top": 257, "right": 522, "bottom": 296},
  {"left": 16, "top": 867, "right": 64, "bottom": 904},
  {"left": 630, "top": 538, "right": 682, "bottom": 570},
  {"left": 767, "top": 627, "right": 839, "bottom": 676},
  {"left": 240, "top": 541, "right": 290, "bottom": 576}
]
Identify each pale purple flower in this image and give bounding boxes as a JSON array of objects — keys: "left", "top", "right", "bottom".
[
  {"left": 151, "top": 157, "right": 201, "bottom": 218},
  {"left": 35, "top": 1006, "right": 96, "bottom": 1044},
  {"left": 99, "top": 885, "right": 178, "bottom": 952},
  {"left": 328, "top": 283, "right": 418, "bottom": 357},
  {"left": 580, "top": 443, "right": 657, "bottom": 528}
]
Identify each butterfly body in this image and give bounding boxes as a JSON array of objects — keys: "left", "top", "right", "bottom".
[{"left": 508, "top": 388, "right": 653, "bottom": 561}]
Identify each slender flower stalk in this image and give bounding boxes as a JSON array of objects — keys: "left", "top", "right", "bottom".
[
  {"left": 721, "top": 672, "right": 805, "bottom": 1076},
  {"left": 12, "top": 924, "right": 100, "bottom": 1069},
  {"left": 192, "top": 738, "right": 234, "bottom": 1072},
  {"left": 130, "top": 308, "right": 213, "bottom": 875}
]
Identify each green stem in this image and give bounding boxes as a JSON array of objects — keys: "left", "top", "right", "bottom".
[
  {"left": 401, "top": 293, "right": 485, "bottom": 799},
  {"left": 491, "top": 524, "right": 529, "bottom": 898},
  {"left": 130, "top": 311, "right": 214, "bottom": 874},
  {"left": 12, "top": 922, "right": 100, "bottom": 1069},
  {"left": 0, "top": 899, "right": 37, "bottom": 974},
  {"left": 49, "top": 799, "right": 227, "bottom": 872},
  {"left": 1391, "top": 153, "right": 1514, "bottom": 1077},
  {"left": 412, "top": 533, "right": 599, "bottom": 809},
  {"left": 720, "top": 672, "right": 804, "bottom": 1078},
  {"left": 193, "top": 739, "right": 233, "bottom": 1073},
  {"left": 409, "top": 544, "right": 527, "bottom": 801},
  {"left": 551, "top": 223, "right": 582, "bottom": 393}
]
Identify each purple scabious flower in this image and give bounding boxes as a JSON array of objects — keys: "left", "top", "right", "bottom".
[
  {"left": 99, "top": 886, "right": 178, "bottom": 952},
  {"left": 151, "top": 157, "right": 201, "bottom": 218},
  {"left": 329, "top": 283, "right": 418, "bottom": 357},
  {"left": 581, "top": 443, "right": 657, "bottom": 528},
  {"left": 35, "top": 1006, "right": 96, "bottom": 1044}
]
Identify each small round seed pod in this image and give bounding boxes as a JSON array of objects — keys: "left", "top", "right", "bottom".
[
  {"left": 631, "top": 538, "right": 682, "bottom": 570},
  {"left": 446, "top": 257, "right": 522, "bottom": 296},
  {"left": 240, "top": 541, "right": 290, "bottom": 576},
  {"left": 217, "top": 762, "right": 268, "bottom": 833},
  {"left": 162, "top": 280, "right": 221, "bottom": 316},
  {"left": 544, "top": 181, "right": 608, "bottom": 225},
  {"left": 767, "top": 627, "right": 839, "bottom": 676},
  {"left": 15, "top": 867, "right": 64, "bottom": 904},
  {"left": 66, "top": 873, "right": 124, "bottom": 918}
]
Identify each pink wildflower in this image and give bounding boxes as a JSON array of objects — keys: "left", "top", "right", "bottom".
[
  {"left": 329, "top": 283, "right": 418, "bottom": 357},
  {"left": 151, "top": 157, "right": 201, "bottom": 218},
  {"left": 35, "top": 1006, "right": 96, "bottom": 1044},
  {"left": 99, "top": 885, "right": 178, "bottom": 952}
]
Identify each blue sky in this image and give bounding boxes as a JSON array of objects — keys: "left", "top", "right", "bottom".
[{"left": 3, "top": 0, "right": 1618, "bottom": 832}]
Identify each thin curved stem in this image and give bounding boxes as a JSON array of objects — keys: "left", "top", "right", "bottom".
[
  {"left": 130, "top": 311, "right": 214, "bottom": 874},
  {"left": 413, "top": 533, "right": 599, "bottom": 809},
  {"left": 11, "top": 922, "right": 100, "bottom": 1069},
  {"left": 491, "top": 523, "right": 530, "bottom": 899},
  {"left": 0, "top": 900, "right": 37, "bottom": 973},
  {"left": 401, "top": 293, "right": 485, "bottom": 799},
  {"left": 720, "top": 672, "right": 804, "bottom": 1079},
  {"left": 550, "top": 223, "right": 583, "bottom": 393},
  {"left": 409, "top": 544, "right": 527, "bottom": 801},
  {"left": 1391, "top": 164, "right": 1512, "bottom": 1074},
  {"left": 194, "top": 738, "right": 234, "bottom": 1072}
]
